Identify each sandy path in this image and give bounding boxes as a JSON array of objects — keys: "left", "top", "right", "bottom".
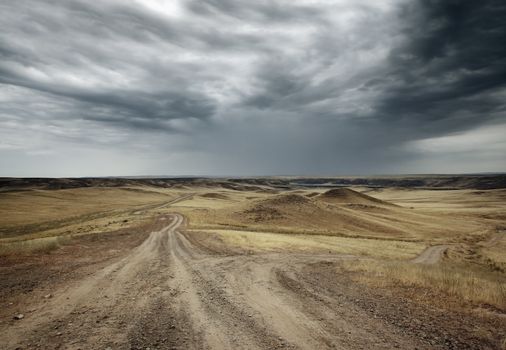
[
  {"left": 411, "top": 245, "right": 450, "bottom": 264},
  {"left": 411, "top": 229, "right": 505, "bottom": 265},
  {"left": 1, "top": 213, "right": 445, "bottom": 349}
]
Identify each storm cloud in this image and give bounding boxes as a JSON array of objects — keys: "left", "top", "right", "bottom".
[{"left": 0, "top": 0, "right": 505, "bottom": 176}]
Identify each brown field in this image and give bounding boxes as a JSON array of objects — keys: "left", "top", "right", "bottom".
[{"left": 0, "top": 176, "right": 505, "bottom": 349}]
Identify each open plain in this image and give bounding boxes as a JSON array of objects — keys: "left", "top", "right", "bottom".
[{"left": 0, "top": 176, "right": 505, "bottom": 349}]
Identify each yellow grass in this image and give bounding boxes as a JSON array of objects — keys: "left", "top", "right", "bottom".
[
  {"left": 481, "top": 238, "right": 506, "bottom": 268},
  {"left": 174, "top": 197, "right": 236, "bottom": 209},
  {"left": 0, "top": 187, "right": 182, "bottom": 243},
  {"left": 0, "top": 235, "right": 70, "bottom": 255},
  {"left": 0, "top": 211, "right": 149, "bottom": 244},
  {"left": 484, "top": 245, "right": 506, "bottom": 265},
  {"left": 342, "top": 260, "right": 506, "bottom": 310},
  {"left": 171, "top": 189, "right": 496, "bottom": 244},
  {"left": 188, "top": 229, "right": 426, "bottom": 260},
  {"left": 2, "top": 185, "right": 505, "bottom": 275},
  {"left": 369, "top": 188, "right": 506, "bottom": 212},
  {"left": 0, "top": 187, "right": 176, "bottom": 228}
]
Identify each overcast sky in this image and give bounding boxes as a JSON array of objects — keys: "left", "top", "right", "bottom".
[{"left": 0, "top": 0, "right": 505, "bottom": 177}]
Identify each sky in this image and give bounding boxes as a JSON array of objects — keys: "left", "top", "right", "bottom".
[{"left": 0, "top": 0, "right": 505, "bottom": 177}]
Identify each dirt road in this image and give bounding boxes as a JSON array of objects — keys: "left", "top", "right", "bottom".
[
  {"left": 411, "top": 244, "right": 450, "bottom": 264},
  {"left": 1, "top": 214, "right": 501, "bottom": 349}
]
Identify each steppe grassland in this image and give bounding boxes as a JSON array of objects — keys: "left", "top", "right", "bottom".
[
  {"left": 1, "top": 183, "right": 505, "bottom": 311},
  {"left": 0, "top": 186, "right": 266, "bottom": 254},
  {"left": 172, "top": 187, "right": 506, "bottom": 310},
  {"left": 341, "top": 259, "right": 506, "bottom": 310},
  {"left": 482, "top": 239, "right": 506, "bottom": 266},
  {"left": 172, "top": 188, "right": 494, "bottom": 243},
  {"left": 369, "top": 188, "right": 506, "bottom": 261},
  {"left": 0, "top": 187, "right": 177, "bottom": 228},
  {"left": 369, "top": 187, "right": 506, "bottom": 212},
  {"left": 0, "top": 186, "right": 179, "bottom": 252},
  {"left": 186, "top": 228, "right": 426, "bottom": 259},
  {"left": 2, "top": 185, "right": 505, "bottom": 267}
]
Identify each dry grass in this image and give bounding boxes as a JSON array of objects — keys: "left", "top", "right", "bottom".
[
  {"left": 174, "top": 196, "right": 236, "bottom": 209},
  {"left": 187, "top": 229, "right": 426, "bottom": 259},
  {"left": 342, "top": 259, "right": 506, "bottom": 310},
  {"left": 0, "top": 186, "right": 182, "bottom": 243},
  {"left": 369, "top": 188, "right": 506, "bottom": 212},
  {"left": 480, "top": 232, "right": 506, "bottom": 268},
  {"left": 2, "top": 184, "right": 505, "bottom": 286},
  {"left": 483, "top": 244, "right": 506, "bottom": 266},
  {"left": 0, "top": 186, "right": 187, "bottom": 258},
  {"left": 0, "top": 235, "right": 70, "bottom": 255},
  {"left": 174, "top": 188, "right": 495, "bottom": 243},
  {"left": 0, "top": 187, "right": 176, "bottom": 229},
  {"left": 0, "top": 211, "right": 150, "bottom": 244}
]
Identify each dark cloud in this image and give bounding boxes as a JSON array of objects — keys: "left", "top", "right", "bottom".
[
  {"left": 370, "top": 0, "right": 506, "bottom": 136},
  {"left": 0, "top": 0, "right": 504, "bottom": 176}
]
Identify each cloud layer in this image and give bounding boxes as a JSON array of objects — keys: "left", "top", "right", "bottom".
[{"left": 0, "top": 0, "right": 505, "bottom": 176}]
